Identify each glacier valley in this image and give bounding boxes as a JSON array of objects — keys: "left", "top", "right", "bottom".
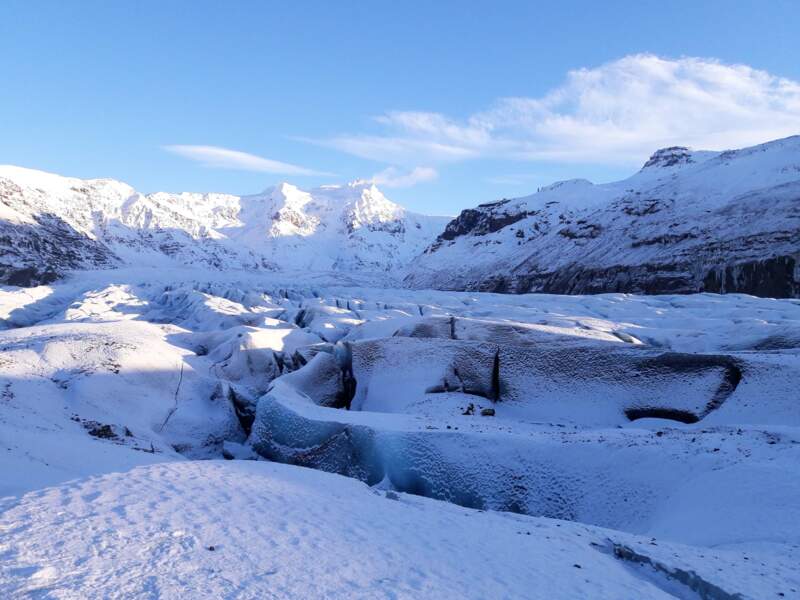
[
  {"left": 1, "top": 269, "right": 799, "bottom": 598},
  {"left": 1, "top": 136, "right": 800, "bottom": 598}
]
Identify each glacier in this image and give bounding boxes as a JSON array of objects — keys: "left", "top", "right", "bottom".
[
  {"left": 1, "top": 269, "right": 799, "bottom": 598},
  {"left": 2, "top": 135, "right": 800, "bottom": 598}
]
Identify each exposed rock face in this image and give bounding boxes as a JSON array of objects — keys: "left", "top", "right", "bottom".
[
  {"left": 0, "top": 208, "right": 118, "bottom": 287},
  {"left": 406, "top": 136, "right": 800, "bottom": 298},
  {"left": 702, "top": 255, "right": 799, "bottom": 298},
  {"left": 641, "top": 146, "right": 696, "bottom": 169}
]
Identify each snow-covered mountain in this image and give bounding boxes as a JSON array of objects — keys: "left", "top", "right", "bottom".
[
  {"left": 0, "top": 166, "right": 449, "bottom": 286},
  {"left": 406, "top": 135, "right": 800, "bottom": 297},
  {"left": 3, "top": 135, "right": 800, "bottom": 298}
]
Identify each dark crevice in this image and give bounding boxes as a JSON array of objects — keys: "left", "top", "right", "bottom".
[
  {"left": 292, "top": 350, "right": 308, "bottom": 368},
  {"left": 272, "top": 351, "right": 285, "bottom": 373},
  {"left": 491, "top": 349, "right": 501, "bottom": 402},
  {"left": 158, "top": 362, "right": 184, "bottom": 433},
  {"left": 335, "top": 342, "right": 356, "bottom": 410},
  {"left": 338, "top": 369, "right": 357, "bottom": 410},
  {"left": 225, "top": 385, "right": 255, "bottom": 435},
  {"left": 625, "top": 407, "right": 699, "bottom": 424},
  {"left": 703, "top": 362, "right": 742, "bottom": 416}
]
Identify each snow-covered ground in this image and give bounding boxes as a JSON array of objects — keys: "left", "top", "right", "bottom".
[
  {"left": 2, "top": 269, "right": 800, "bottom": 598},
  {"left": 3, "top": 461, "right": 799, "bottom": 599}
]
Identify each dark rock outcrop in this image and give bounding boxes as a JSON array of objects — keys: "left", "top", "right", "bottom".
[{"left": 0, "top": 213, "right": 118, "bottom": 286}]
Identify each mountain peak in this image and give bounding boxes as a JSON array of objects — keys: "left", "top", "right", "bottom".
[
  {"left": 271, "top": 181, "right": 302, "bottom": 195},
  {"left": 539, "top": 178, "right": 594, "bottom": 192},
  {"left": 641, "top": 146, "right": 696, "bottom": 170}
]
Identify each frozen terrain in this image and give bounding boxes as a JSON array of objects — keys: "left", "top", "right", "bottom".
[
  {"left": 4, "top": 460, "right": 799, "bottom": 599},
  {"left": 1, "top": 269, "right": 800, "bottom": 598}
]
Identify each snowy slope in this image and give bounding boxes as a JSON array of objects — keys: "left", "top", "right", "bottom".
[
  {"left": 3, "top": 460, "right": 797, "bottom": 599},
  {"left": 406, "top": 135, "right": 800, "bottom": 297},
  {"left": 0, "top": 166, "right": 448, "bottom": 286}
]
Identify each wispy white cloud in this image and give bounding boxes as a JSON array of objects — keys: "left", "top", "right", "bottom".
[
  {"left": 293, "top": 134, "right": 475, "bottom": 165},
  {"left": 163, "top": 145, "right": 332, "bottom": 177},
  {"left": 305, "top": 54, "right": 800, "bottom": 166},
  {"left": 370, "top": 166, "right": 438, "bottom": 188}
]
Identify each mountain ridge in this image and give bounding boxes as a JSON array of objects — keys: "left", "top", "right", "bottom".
[
  {"left": 0, "top": 166, "right": 449, "bottom": 286},
  {"left": 406, "top": 135, "right": 800, "bottom": 297},
  {"left": 2, "top": 134, "right": 800, "bottom": 297}
]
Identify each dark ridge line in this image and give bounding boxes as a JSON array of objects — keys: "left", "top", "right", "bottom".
[
  {"left": 158, "top": 361, "right": 184, "bottom": 433},
  {"left": 608, "top": 541, "right": 745, "bottom": 600}
]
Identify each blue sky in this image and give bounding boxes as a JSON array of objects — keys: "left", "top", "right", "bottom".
[{"left": 2, "top": 0, "right": 799, "bottom": 215}]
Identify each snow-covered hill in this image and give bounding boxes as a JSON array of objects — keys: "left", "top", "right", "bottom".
[
  {"left": 406, "top": 135, "right": 800, "bottom": 297},
  {"left": 0, "top": 166, "right": 448, "bottom": 286}
]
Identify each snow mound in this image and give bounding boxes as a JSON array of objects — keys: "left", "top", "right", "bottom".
[{"left": 2, "top": 460, "right": 796, "bottom": 599}]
